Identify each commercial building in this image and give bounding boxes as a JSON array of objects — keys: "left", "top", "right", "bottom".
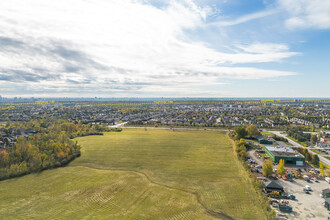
[{"left": 264, "top": 146, "right": 305, "bottom": 166}]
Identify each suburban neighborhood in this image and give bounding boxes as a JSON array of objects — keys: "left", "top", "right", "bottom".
[{"left": 1, "top": 98, "right": 330, "bottom": 219}]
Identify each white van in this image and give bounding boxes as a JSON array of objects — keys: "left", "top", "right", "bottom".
[{"left": 325, "top": 177, "right": 330, "bottom": 184}]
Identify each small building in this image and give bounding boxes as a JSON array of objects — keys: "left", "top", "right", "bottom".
[
  {"left": 257, "top": 135, "right": 274, "bottom": 145},
  {"left": 264, "top": 181, "right": 284, "bottom": 193},
  {"left": 325, "top": 198, "right": 330, "bottom": 211},
  {"left": 322, "top": 189, "right": 330, "bottom": 198},
  {"left": 264, "top": 146, "right": 305, "bottom": 166}
]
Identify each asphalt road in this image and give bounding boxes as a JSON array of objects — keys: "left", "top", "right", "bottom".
[{"left": 108, "top": 122, "right": 128, "bottom": 128}]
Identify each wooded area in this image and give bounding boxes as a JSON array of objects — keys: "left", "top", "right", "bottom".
[{"left": 0, "top": 119, "right": 121, "bottom": 180}]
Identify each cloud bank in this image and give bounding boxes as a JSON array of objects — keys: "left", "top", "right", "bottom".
[
  {"left": 0, "top": 0, "right": 299, "bottom": 97},
  {"left": 278, "top": 0, "right": 330, "bottom": 29}
]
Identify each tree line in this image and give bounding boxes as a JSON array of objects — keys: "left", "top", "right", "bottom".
[{"left": 293, "top": 147, "right": 320, "bottom": 167}]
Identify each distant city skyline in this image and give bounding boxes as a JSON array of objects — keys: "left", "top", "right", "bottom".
[
  {"left": 1, "top": 96, "right": 330, "bottom": 101},
  {"left": 0, "top": 0, "right": 329, "bottom": 97}
]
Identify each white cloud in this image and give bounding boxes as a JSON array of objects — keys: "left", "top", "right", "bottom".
[
  {"left": 278, "top": 0, "right": 330, "bottom": 29},
  {"left": 237, "top": 43, "right": 289, "bottom": 53},
  {"left": 213, "top": 9, "right": 278, "bottom": 27},
  {"left": 0, "top": 0, "right": 298, "bottom": 97}
]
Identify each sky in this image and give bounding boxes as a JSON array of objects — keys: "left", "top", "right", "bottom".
[{"left": 0, "top": 0, "right": 329, "bottom": 98}]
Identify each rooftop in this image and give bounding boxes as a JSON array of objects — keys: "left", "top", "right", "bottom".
[
  {"left": 265, "top": 146, "right": 304, "bottom": 158},
  {"left": 264, "top": 181, "right": 283, "bottom": 189}
]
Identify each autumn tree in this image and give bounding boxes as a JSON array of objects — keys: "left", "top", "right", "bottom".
[
  {"left": 320, "top": 162, "right": 325, "bottom": 177},
  {"left": 247, "top": 124, "right": 258, "bottom": 138},
  {"left": 305, "top": 152, "right": 312, "bottom": 162},
  {"left": 278, "top": 159, "right": 285, "bottom": 175},
  {"left": 327, "top": 166, "right": 330, "bottom": 177},
  {"left": 236, "top": 139, "right": 247, "bottom": 159},
  {"left": 0, "top": 118, "right": 110, "bottom": 180},
  {"left": 302, "top": 148, "right": 308, "bottom": 155},
  {"left": 0, "top": 150, "right": 9, "bottom": 167},
  {"left": 263, "top": 159, "right": 273, "bottom": 177}
]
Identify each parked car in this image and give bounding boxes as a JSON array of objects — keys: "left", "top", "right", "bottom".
[
  {"left": 286, "top": 194, "right": 295, "bottom": 200},
  {"left": 313, "top": 177, "right": 319, "bottom": 182},
  {"left": 305, "top": 185, "right": 312, "bottom": 191},
  {"left": 303, "top": 175, "right": 310, "bottom": 182}
]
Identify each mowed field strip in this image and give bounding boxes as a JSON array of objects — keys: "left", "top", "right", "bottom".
[{"left": 0, "top": 129, "right": 266, "bottom": 219}]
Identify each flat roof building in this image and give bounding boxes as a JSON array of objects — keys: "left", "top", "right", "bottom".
[{"left": 264, "top": 146, "right": 305, "bottom": 166}]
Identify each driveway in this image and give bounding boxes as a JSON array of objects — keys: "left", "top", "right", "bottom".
[{"left": 247, "top": 149, "right": 264, "bottom": 165}]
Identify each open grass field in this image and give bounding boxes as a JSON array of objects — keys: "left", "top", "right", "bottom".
[
  {"left": 260, "top": 131, "right": 273, "bottom": 136},
  {"left": 0, "top": 129, "right": 267, "bottom": 219}
]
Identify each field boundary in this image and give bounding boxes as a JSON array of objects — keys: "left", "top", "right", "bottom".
[
  {"left": 71, "top": 165, "right": 234, "bottom": 220},
  {"left": 123, "top": 126, "right": 230, "bottom": 131},
  {"left": 228, "top": 133, "right": 272, "bottom": 219}
]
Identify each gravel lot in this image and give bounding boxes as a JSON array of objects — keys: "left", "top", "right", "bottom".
[
  {"left": 247, "top": 148, "right": 330, "bottom": 219},
  {"left": 274, "top": 179, "right": 330, "bottom": 219}
]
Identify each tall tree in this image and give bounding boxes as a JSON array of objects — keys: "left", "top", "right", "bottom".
[
  {"left": 0, "top": 150, "right": 9, "bottom": 167},
  {"left": 278, "top": 159, "right": 285, "bottom": 175},
  {"left": 305, "top": 152, "right": 312, "bottom": 162},
  {"left": 246, "top": 124, "right": 258, "bottom": 138},
  {"left": 263, "top": 159, "right": 273, "bottom": 177},
  {"left": 235, "top": 127, "right": 247, "bottom": 139},
  {"left": 312, "top": 154, "right": 320, "bottom": 166},
  {"left": 302, "top": 148, "right": 308, "bottom": 155}
]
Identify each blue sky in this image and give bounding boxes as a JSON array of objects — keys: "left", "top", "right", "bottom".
[{"left": 0, "top": 0, "right": 329, "bottom": 97}]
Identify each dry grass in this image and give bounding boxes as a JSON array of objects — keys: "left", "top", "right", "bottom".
[{"left": 0, "top": 129, "right": 266, "bottom": 219}]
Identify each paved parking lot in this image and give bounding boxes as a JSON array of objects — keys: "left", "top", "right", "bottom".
[{"left": 274, "top": 179, "right": 330, "bottom": 219}]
